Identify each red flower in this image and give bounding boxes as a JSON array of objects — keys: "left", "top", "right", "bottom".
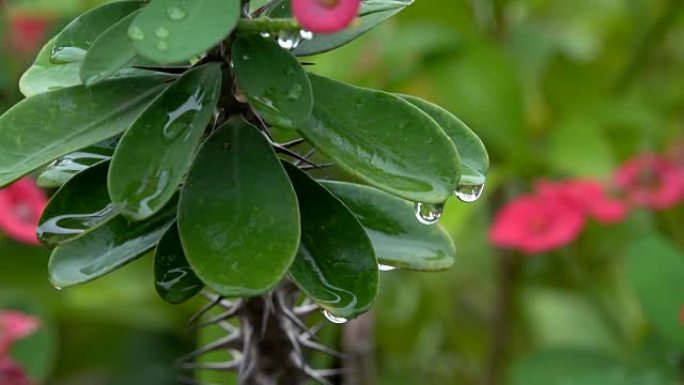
[
  {"left": 0, "top": 311, "right": 41, "bottom": 356},
  {"left": 614, "top": 154, "right": 684, "bottom": 210},
  {"left": 8, "top": 14, "right": 51, "bottom": 55},
  {"left": 489, "top": 194, "right": 585, "bottom": 254},
  {"left": 292, "top": 0, "right": 360, "bottom": 34},
  {"left": 0, "top": 178, "right": 48, "bottom": 245},
  {"left": 0, "top": 359, "right": 34, "bottom": 385},
  {"left": 536, "top": 180, "right": 627, "bottom": 223}
]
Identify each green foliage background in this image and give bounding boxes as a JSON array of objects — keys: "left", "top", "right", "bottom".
[{"left": 1, "top": 0, "right": 683, "bottom": 384}]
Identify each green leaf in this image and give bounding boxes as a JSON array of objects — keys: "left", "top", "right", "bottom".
[
  {"left": 300, "top": 74, "right": 460, "bottom": 204},
  {"left": 285, "top": 165, "right": 378, "bottom": 319},
  {"left": 51, "top": 0, "right": 141, "bottom": 63},
  {"left": 323, "top": 181, "right": 455, "bottom": 271},
  {"left": 626, "top": 235, "right": 684, "bottom": 348},
  {"left": 129, "top": 0, "right": 240, "bottom": 64},
  {"left": 232, "top": 34, "right": 313, "bottom": 129},
  {"left": 109, "top": 64, "right": 221, "bottom": 221},
  {"left": 0, "top": 75, "right": 171, "bottom": 187},
  {"left": 19, "top": 37, "right": 81, "bottom": 97},
  {"left": 267, "top": 0, "right": 413, "bottom": 56},
  {"left": 178, "top": 118, "right": 300, "bottom": 297},
  {"left": 400, "top": 95, "right": 488, "bottom": 186},
  {"left": 36, "top": 138, "right": 117, "bottom": 188},
  {"left": 154, "top": 223, "right": 203, "bottom": 304},
  {"left": 80, "top": 11, "right": 141, "bottom": 86},
  {"left": 37, "top": 161, "right": 117, "bottom": 248},
  {"left": 48, "top": 197, "right": 178, "bottom": 288}
]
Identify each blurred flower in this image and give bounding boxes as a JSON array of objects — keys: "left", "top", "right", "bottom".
[
  {"left": 536, "top": 180, "right": 627, "bottom": 224},
  {"left": 489, "top": 194, "right": 585, "bottom": 254},
  {"left": 0, "top": 178, "right": 48, "bottom": 245},
  {"left": 0, "top": 311, "right": 40, "bottom": 385},
  {"left": 8, "top": 13, "right": 51, "bottom": 55},
  {"left": 614, "top": 154, "right": 684, "bottom": 210},
  {"left": 0, "top": 359, "right": 34, "bottom": 385},
  {"left": 292, "top": 0, "right": 360, "bottom": 33}
]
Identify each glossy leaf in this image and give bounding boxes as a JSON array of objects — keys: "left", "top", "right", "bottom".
[
  {"left": 267, "top": 0, "right": 413, "bottom": 56},
  {"left": 0, "top": 76, "right": 171, "bottom": 187},
  {"left": 48, "top": 197, "right": 178, "bottom": 288},
  {"left": 80, "top": 11, "right": 141, "bottom": 86},
  {"left": 178, "top": 118, "right": 300, "bottom": 298},
  {"left": 285, "top": 165, "right": 378, "bottom": 319},
  {"left": 129, "top": 0, "right": 240, "bottom": 64},
  {"left": 37, "top": 161, "right": 117, "bottom": 248},
  {"left": 232, "top": 34, "right": 313, "bottom": 129},
  {"left": 323, "top": 181, "right": 455, "bottom": 271},
  {"left": 626, "top": 235, "right": 684, "bottom": 348},
  {"left": 154, "top": 223, "right": 203, "bottom": 304},
  {"left": 36, "top": 138, "right": 117, "bottom": 188},
  {"left": 109, "top": 64, "right": 221, "bottom": 221},
  {"left": 51, "top": 1, "right": 141, "bottom": 63},
  {"left": 19, "top": 37, "right": 81, "bottom": 97},
  {"left": 300, "top": 73, "right": 460, "bottom": 204},
  {"left": 400, "top": 94, "right": 488, "bottom": 186}
]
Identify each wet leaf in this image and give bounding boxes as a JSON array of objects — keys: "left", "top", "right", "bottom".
[
  {"left": 154, "top": 223, "right": 203, "bottom": 304},
  {"left": 48, "top": 197, "right": 178, "bottom": 288},
  {"left": 37, "top": 161, "right": 117, "bottom": 248},
  {"left": 300, "top": 74, "right": 460, "bottom": 204},
  {"left": 109, "top": 64, "right": 221, "bottom": 221},
  {"left": 232, "top": 33, "right": 312, "bottom": 129},
  {"left": 178, "top": 118, "right": 300, "bottom": 298},
  {"left": 130, "top": 0, "right": 240, "bottom": 64},
  {"left": 324, "top": 181, "right": 455, "bottom": 271},
  {"left": 19, "top": 37, "right": 81, "bottom": 97},
  {"left": 285, "top": 165, "right": 378, "bottom": 319},
  {"left": 0, "top": 75, "right": 171, "bottom": 187},
  {"left": 400, "top": 95, "right": 488, "bottom": 186},
  {"left": 36, "top": 138, "right": 117, "bottom": 188}
]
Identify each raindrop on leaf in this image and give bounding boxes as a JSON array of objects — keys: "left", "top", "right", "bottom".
[{"left": 414, "top": 201, "right": 444, "bottom": 225}]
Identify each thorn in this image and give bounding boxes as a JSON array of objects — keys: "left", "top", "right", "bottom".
[
  {"left": 188, "top": 295, "right": 223, "bottom": 325},
  {"left": 176, "top": 333, "right": 242, "bottom": 363},
  {"left": 294, "top": 303, "right": 319, "bottom": 316},
  {"left": 316, "top": 367, "right": 353, "bottom": 377},
  {"left": 187, "top": 304, "right": 242, "bottom": 331},
  {"left": 280, "top": 138, "right": 306, "bottom": 148},
  {"left": 179, "top": 360, "right": 242, "bottom": 372},
  {"left": 280, "top": 304, "right": 311, "bottom": 333},
  {"left": 274, "top": 146, "right": 319, "bottom": 168},
  {"left": 299, "top": 321, "right": 325, "bottom": 341},
  {"left": 300, "top": 338, "right": 347, "bottom": 359},
  {"left": 299, "top": 163, "right": 334, "bottom": 171},
  {"left": 303, "top": 366, "right": 334, "bottom": 385},
  {"left": 294, "top": 149, "right": 316, "bottom": 166},
  {"left": 217, "top": 320, "right": 239, "bottom": 334}
]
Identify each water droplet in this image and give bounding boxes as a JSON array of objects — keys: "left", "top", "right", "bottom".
[
  {"left": 260, "top": 32, "right": 272, "bottom": 38},
  {"left": 155, "top": 26, "right": 170, "bottom": 38},
  {"left": 162, "top": 89, "right": 204, "bottom": 141},
  {"left": 156, "top": 40, "right": 170, "bottom": 51},
  {"left": 50, "top": 46, "right": 87, "bottom": 63},
  {"left": 414, "top": 202, "right": 444, "bottom": 225},
  {"left": 322, "top": 309, "right": 348, "bottom": 324},
  {"left": 241, "top": 54, "right": 250, "bottom": 61},
  {"left": 166, "top": 6, "right": 187, "bottom": 20},
  {"left": 128, "top": 25, "right": 145, "bottom": 41},
  {"left": 455, "top": 183, "right": 485, "bottom": 203},
  {"left": 53, "top": 285, "right": 63, "bottom": 291},
  {"left": 277, "top": 31, "right": 302, "bottom": 50},
  {"left": 285, "top": 84, "right": 303, "bottom": 100},
  {"left": 378, "top": 264, "right": 397, "bottom": 272},
  {"left": 299, "top": 29, "right": 314, "bottom": 40}
]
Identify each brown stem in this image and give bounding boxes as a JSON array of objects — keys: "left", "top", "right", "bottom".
[{"left": 342, "top": 312, "right": 376, "bottom": 385}]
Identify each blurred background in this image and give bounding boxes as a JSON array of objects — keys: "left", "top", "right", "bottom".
[{"left": 1, "top": 0, "right": 684, "bottom": 384}]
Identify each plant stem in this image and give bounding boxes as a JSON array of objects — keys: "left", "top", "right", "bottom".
[
  {"left": 342, "top": 312, "right": 376, "bottom": 385},
  {"left": 235, "top": 17, "right": 301, "bottom": 34}
]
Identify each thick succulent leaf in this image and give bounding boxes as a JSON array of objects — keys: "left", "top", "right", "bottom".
[
  {"left": 51, "top": 0, "right": 141, "bottom": 63},
  {"left": 37, "top": 161, "right": 117, "bottom": 248},
  {"left": 178, "top": 118, "right": 300, "bottom": 298},
  {"left": 323, "top": 181, "right": 455, "bottom": 271},
  {"left": 626, "top": 235, "right": 684, "bottom": 348},
  {"left": 267, "top": 0, "right": 413, "bottom": 56},
  {"left": 154, "top": 223, "right": 203, "bottom": 304},
  {"left": 0, "top": 75, "right": 171, "bottom": 187},
  {"left": 400, "top": 95, "right": 488, "bottom": 186},
  {"left": 48, "top": 197, "right": 178, "bottom": 288},
  {"left": 109, "top": 64, "right": 221, "bottom": 221},
  {"left": 19, "top": 37, "right": 81, "bottom": 97},
  {"left": 232, "top": 34, "right": 313, "bottom": 129},
  {"left": 36, "top": 138, "right": 117, "bottom": 188},
  {"left": 285, "top": 165, "right": 378, "bottom": 319},
  {"left": 129, "top": 0, "right": 240, "bottom": 64},
  {"left": 80, "top": 11, "right": 141, "bottom": 86},
  {"left": 300, "top": 73, "right": 460, "bottom": 204}
]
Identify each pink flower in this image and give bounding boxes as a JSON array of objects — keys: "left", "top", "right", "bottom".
[
  {"left": 0, "top": 311, "right": 41, "bottom": 356},
  {"left": 0, "top": 359, "right": 34, "bottom": 385},
  {"left": 0, "top": 178, "right": 48, "bottom": 245},
  {"left": 8, "top": 14, "right": 51, "bottom": 55},
  {"left": 292, "top": 0, "right": 360, "bottom": 34},
  {"left": 536, "top": 180, "right": 627, "bottom": 223},
  {"left": 489, "top": 194, "right": 585, "bottom": 254},
  {"left": 614, "top": 154, "right": 684, "bottom": 210}
]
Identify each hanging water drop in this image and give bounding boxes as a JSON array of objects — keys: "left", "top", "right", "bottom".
[
  {"left": 299, "top": 29, "right": 314, "bottom": 40},
  {"left": 53, "top": 285, "right": 63, "bottom": 291},
  {"left": 155, "top": 26, "right": 170, "bottom": 38},
  {"left": 414, "top": 202, "right": 444, "bottom": 225},
  {"left": 128, "top": 25, "right": 145, "bottom": 41},
  {"left": 455, "top": 183, "right": 485, "bottom": 203},
  {"left": 166, "top": 6, "right": 187, "bottom": 20},
  {"left": 322, "top": 309, "right": 348, "bottom": 324},
  {"left": 378, "top": 264, "right": 397, "bottom": 272},
  {"left": 277, "top": 31, "right": 302, "bottom": 50}
]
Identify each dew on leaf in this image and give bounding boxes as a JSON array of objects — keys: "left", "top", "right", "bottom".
[
  {"left": 322, "top": 309, "right": 349, "bottom": 324},
  {"left": 155, "top": 27, "right": 170, "bottom": 38},
  {"left": 378, "top": 264, "right": 397, "bottom": 272},
  {"left": 455, "top": 183, "right": 485, "bottom": 203},
  {"left": 166, "top": 6, "right": 187, "bottom": 20},
  {"left": 414, "top": 201, "right": 444, "bottom": 225},
  {"left": 128, "top": 25, "right": 145, "bottom": 40}
]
